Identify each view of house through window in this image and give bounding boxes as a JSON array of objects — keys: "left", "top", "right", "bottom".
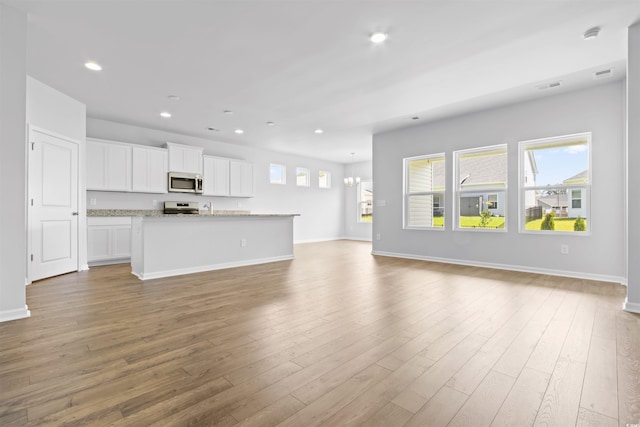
[
  {"left": 269, "top": 163, "right": 286, "bottom": 184},
  {"left": 454, "top": 145, "right": 507, "bottom": 230},
  {"left": 296, "top": 167, "right": 310, "bottom": 187},
  {"left": 404, "top": 154, "right": 445, "bottom": 229},
  {"left": 520, "top": 132, "right": 590, "bottom": 233},
  {"left": 319, "top": 170, "right": 331, "bottom": 188},
  {"left": 358, "top": 180, "right": 373, "bottom": 223}
]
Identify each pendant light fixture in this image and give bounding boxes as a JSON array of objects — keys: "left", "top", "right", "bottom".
[{"left": 344, "top": 152, "right": 361, "bottom": 186}]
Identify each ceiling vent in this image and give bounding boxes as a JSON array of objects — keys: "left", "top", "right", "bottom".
[
  {"left": 536, "top": 81, "right": 562, "bottom": 91},
  {"left": 593, "top": 68, "right": 614, "bottom": 79}
]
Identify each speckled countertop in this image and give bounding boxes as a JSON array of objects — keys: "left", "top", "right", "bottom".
[{"left": 87, "top": 209, "right": 298, "bottom": 217}]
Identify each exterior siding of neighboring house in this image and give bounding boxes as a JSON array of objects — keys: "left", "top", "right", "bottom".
[
  {"left": 563, "top": 170, "right": 588, "bottom": 218},
  {"left": 458, "top": 151, "right": 510, "bottom": 217},
  {"left": 534, "top": 170, "right": 587, "bottom": 218}
]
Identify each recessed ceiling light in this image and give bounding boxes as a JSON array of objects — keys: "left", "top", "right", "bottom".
[
  {"left": 224, "top": 110, "right": 234, "bottom": 115},
  {"left": 370, "top": 32, "right": 388, "bottom": 43},
  {"left": 160, "top": 111, "right": 172, "bottom": 118},
  {"left": 167, "top": 95, "right": 180, "bottom": 101},
  {"left": 84, "top": 61, "right": 102, "bottom": 71},
  {"left": 583, "top": 27, "right": 600, "bottom": 40},
  {"left": 266, "top": 121, "right": 275, "bottom": 126},
  {"left": 314, "top": 129, "right": 324, "bottom": 134},
  {"left": 234, "top": 129, "right": 244, "bottom": 134}
]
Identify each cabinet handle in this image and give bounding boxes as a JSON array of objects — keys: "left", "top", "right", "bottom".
[{"left": 72, "top": 212, "right": 79, "bottom": 216}]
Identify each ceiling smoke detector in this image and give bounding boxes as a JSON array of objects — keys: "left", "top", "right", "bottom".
[{"left": 583, "top": 27, "right": 600, "bottom": 40}]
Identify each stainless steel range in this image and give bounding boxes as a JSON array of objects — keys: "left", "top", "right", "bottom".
[{"left": 163, "top": 201, "right": 199, "bottom": 215}]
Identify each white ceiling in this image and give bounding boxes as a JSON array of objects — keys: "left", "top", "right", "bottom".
[{"left": 7, "top": 0, "right": 640, "bottom": 163}]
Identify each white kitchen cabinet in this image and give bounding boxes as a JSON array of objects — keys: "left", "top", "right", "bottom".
[
  {"left": 87, "top": 217, "right": 132, "bottom": 264},
  {"left": 202, "top": 155, "right": 230, "bottom": 196},
  {"left": 86, "top": 138, "right": 132, "bottom": 191},
  {"left": 230, "top": 160, "right": 254, "bottom": 197},
  {"left": 166, "top": 142, "right": 203, "bottom": 174},
  {"left": 132, "top": 146, "right": 168, "bottom": 193}
]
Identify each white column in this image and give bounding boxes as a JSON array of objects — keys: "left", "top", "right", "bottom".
[
  {"left": 625, "top": 22, "right": 640, "bottom": 313},
  {"left": 0, "top": 4, "right": 29, "bottom": 322}
]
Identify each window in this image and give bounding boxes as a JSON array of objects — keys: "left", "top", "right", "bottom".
[
  {"left": 319, "top": 170, "right": 331, "bottom": 189},
  {"left": 358, "top": 180, "right": 373, "bottom": 223},
  {"left": 296, "top": 167, "right": 310, "bottom": 187},
  {"left": 270, "top": 163, "right": 286, "bottom": 184},
  {"left": 404, "top": 154, "right": 445, "bottom": 229},
  {"left": 454, "top": 145, "right": 507, "bottom": 230},
  {"left": 520, "top": 132, "right": 590, "bottom": 233}
]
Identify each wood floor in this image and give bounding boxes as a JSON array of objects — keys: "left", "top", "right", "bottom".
[{"left": 1, "top": 240, "right": 639, "bottom": 426}]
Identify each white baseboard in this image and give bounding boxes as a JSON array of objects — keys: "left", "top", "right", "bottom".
[
  {"left": 294, "top": 237, "right": 344, "bottom": 244},
  {"left": 343, "top": 237, "right": 373, "bottom": 242},
  {"left": 133, "top": 254, "right": 294, "bottom": 280},
  {"left": 0, "top": 305, "right": 31, "bottom": 322},
  {"left": 623, "top": 298, "right": 640, "bottom": 313},
  {"left": 78, "top": 263, "right": 90, "bottom": 271},
  {"left": 371, "top": 250, "right": 627, "bottom": 285}
]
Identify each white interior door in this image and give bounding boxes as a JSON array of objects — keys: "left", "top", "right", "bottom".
[{"left": 29, "top": 128, "right": 79, "bottom": 281}]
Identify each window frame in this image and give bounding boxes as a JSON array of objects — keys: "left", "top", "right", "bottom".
[
  {"left": 269, "top": 163, "right": 286, "bottom": 185},
  {"left": 318, "top": 170, "right": 331, "bottom": 189},
  {"left": 453, "top": 144, "right": 508, "bottom": 232},
  {"left": 518, "top": 132, "right": 591, "bottom": 235},
  {"left": 403, "top": 153, "right": 446, "bottom": 230},
  {"left": 357, "top": 180, "right": 373, "bottom": 223},
  {"left": 296, "top": 167, "right": 310, "bottom": 187}
]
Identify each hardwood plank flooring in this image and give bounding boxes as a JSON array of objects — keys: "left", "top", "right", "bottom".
[{"left": 0, "top": 240, "right": 638, "bottom": 426}]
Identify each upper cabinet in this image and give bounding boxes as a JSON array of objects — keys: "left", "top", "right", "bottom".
[
  {"left": 86, "top": 138, "right": 132, "bottom": 191},
  {"left": 132, "top": 146, "right": 168, "bottom": 193},
  {"left": 230, "top": 160, "right": 254, "bottom": 198},
  {"left": 166, "top": 142, "right": 203, "bottom": 174},
  {"left": 202, "top": 155, "right": 230, "bottom": 196}
]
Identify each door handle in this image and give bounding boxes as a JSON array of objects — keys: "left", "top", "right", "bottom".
[{"left": 72, "top": 212, "right": 79, "bottom": 216}]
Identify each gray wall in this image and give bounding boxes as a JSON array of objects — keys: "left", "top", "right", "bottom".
[
  {"left": 626, "top": 23, "right": 640, "bottom": 311},
  {"left": 373, "top": 81, "right": 625, "bottom": 283},
  {"left": 0, "top": 4, "right": 28, "bottom": 321},
  {"left": 87, "top": 118, "right": 346, "bottom": 243}
]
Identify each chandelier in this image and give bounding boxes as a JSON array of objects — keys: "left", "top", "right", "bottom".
[{"left": 344, "top": 152, "right": 361, "bottom": 187}]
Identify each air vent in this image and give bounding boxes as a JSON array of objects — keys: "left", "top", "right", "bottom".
[
  {"left": 536, "top": 81, "right": 562, "bottom": 90},
  {"left": 593, "top": 68, "right": 614, "bottom": 79}
]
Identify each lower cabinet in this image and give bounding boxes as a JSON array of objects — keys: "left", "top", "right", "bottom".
[{"left": 87, "top": 217, "right": 132, "bottom": 265}]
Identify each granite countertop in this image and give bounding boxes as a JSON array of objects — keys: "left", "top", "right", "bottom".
[{"left": 87, "top": 209, "right": 299, "bottom": 217}]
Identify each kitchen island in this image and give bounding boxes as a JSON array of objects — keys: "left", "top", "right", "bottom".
[{"left": 87, "top": 209, "right": 298, "bottom": 280}]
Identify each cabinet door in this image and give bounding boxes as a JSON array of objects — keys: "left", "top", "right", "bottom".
[
  {"left": 86, "top": 139, "right": 107, "bottom": 190},
  {"left": 203, "top": 156, "right": 230, "bottom": 196},
  {"left": 105, "top": 144, "right": 132, "bottom": 191},
  {"left": 87, "top": 226, "right": 110, "bottom": 261},
  {"left": 167, "top": 143, "right": 203, "bottom": 174},
  {"left": 230, "top": 160, "right": 254, "bottom": 197},
  {"left": 132, "top": 146, "right": 168, "bottom": 193},
  {"left": 112, "top": 226, "right": 132, "bottom": 258}
]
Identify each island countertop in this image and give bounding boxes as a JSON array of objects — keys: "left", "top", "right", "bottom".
[{"left": 87, "top": 209, "right": 298, "bottom": 217}]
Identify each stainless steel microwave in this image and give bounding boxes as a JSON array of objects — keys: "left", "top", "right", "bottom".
[{"left": 168, "top": 172, "right": 203, "bottom": 194}]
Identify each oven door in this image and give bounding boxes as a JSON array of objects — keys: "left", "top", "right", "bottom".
[{"left": 169, "top": 174, "right": 199, "bottom": 193}]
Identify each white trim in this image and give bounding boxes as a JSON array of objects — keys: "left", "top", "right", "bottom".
[
  {"left": 294, "top": 236, "right": 345, "bottom": 244},
  {"left": 342, "top": 237, "right": 373, "bottom": 242},
  {"left": 133, "top": 255, "right": 294, "bottom": 280},
  {"left": 88, "top": 259, "right": 129, "bottom": 267},
  {"left": 371, "top": 250, "right": 626, "bottom": 285},
  {"left": 78, "top": 264, "right": 90, "bottom": 271},
  {"left": 0, "top": 306, "right": 31, "bottom": 323},
  {"left": 623, "top": 298, "right": 640, "bottom": 314}
]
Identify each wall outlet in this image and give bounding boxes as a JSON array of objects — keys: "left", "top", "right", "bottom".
[
  {"left": 89, "top": 198, "right": 97, "bottom": 206},
  {"left": 376, "top": 233, "right": 381, "bottom": 241},
  {"left": 560, "top": 244, "right": 569, "bottom": 255},
  {"left": 241, "top": 238, "right": 247, "bottom": 247}
]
